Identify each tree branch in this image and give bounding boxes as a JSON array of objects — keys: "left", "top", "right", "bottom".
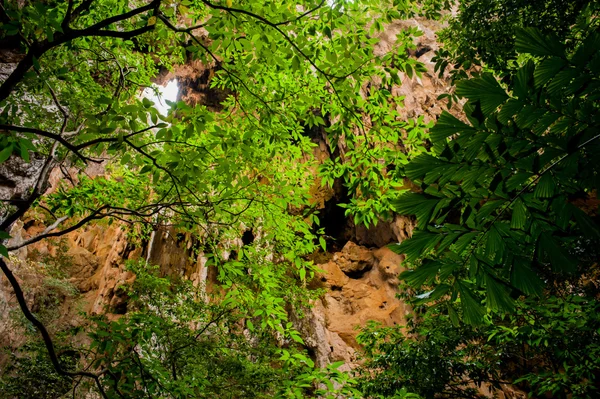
[
  {"left": 6, "top": 207, "right": 109, "bottom": 251},
  {"left": 0, "top": 256, "right": 109, "bottom": 398},
  {"left": 0, "top": 1, "right": 161, "bottom": 103},
  {"left": 0, "top": 125, "right": 92, "bottom": 163}
]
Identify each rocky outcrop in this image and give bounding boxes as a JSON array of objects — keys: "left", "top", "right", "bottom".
[
  {"left": 375, "top": 17, "right": 462, "bottom": 123},
  {"left": 0, "top": 155, "right": 45, "bottom": 226},
  {"left": 297, "top": 242, "right": 409, "bottom": 367}
]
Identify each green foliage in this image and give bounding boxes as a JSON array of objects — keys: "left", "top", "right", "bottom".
[
  {"left": 85, "top": 262, "right": 356, "bottom": 398},
  {"left": 434, "top": 0, "right": 598, "bottom": 78},
  {"left": 392, "top": 21, "right": 600, "bottom": 322},
  {"left": 0, "top": 0, "right": 427, "bottom": 396},
  {"left": 358, "top": 293, "right": 600, "bottom": 399},
  {"left": 490, "top": 295, "right": 600, "bottom": 398},
  {"left": 357, "top": 314, "right": 495, "bottom": 399},
  {"left": 0, "top": 0, "right": 441, "bottom": 314},
  {"left": 0, "top": 342, "right": 77, "bottom": 399}
]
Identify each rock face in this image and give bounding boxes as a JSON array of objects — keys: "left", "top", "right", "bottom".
[
  {"left": 0, "top": 155, "right": 45, "bottom": 225},
  {"left": 298, "top": 243, "right": 409, "bottom": 368},
  {"left": 376, "top": 17, "right": 462, "bottom": 123},
  {"left": 2, "top": 217, "right": 407, "bottom": 371}
]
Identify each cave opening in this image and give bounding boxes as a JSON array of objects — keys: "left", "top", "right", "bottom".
[{"left": 317, "top": 179, "right": 351, "bottom": 252}]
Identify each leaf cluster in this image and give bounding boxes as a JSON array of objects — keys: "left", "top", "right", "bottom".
[{"left": 392, "top": 22, "right": 600, "bottom": 322}]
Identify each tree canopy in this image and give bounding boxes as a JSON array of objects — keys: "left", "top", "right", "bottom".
[
  {"left": 1, "top": 0, "right": 600, "bottom": 398},
  {"left": 0, "top": 0, "right": 437, "bottom": 397}
]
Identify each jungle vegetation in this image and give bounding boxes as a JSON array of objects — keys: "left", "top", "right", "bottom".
[{"left": 0, "top": 0, "right": 598, "bottom": 398}]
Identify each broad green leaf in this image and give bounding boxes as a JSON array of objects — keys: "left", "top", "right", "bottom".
[
  {"left": 319, "top": 236, "right": 327, "bottom": 251},
  {"left": 547, "top": 68, "right": 578, "bottom": 95},
  {"left": 477, "top": 200, "right": 506, "bottom": 221},
  {"left": 532, "top": 112, "right": 561, "bottom": 135},
  {"left": 0, "top": 145, "right": 13, "bottom": 163},
  {"left": 512, "top": 60, "right": 535, "bottom": 99},
  {"left": 429, "top": 111, "right": 477, "bottom": 143},
  {"left": 446, "top": 303, "right": 460, "bottom": 326},
  {"left": 510, "top": 258, "right": 543, "bottom": 297},
  {"left": 515, "top": 28, "right": 565, "bottom": 58},
  {"left": 455, "top": 73, "right": 508, "bottom": 116},
  {"left": 405, "top": 153, "right": 447, "bottom": 181},
  {"left": 391, "top": 231, "right": 442, "bottom": 262},
  {"left": 452, "top": 231, "right": 480, "bottom": 254},
  {"left": 505, "top": 172, "right": 533, "bottom": 191},
  {"left": 498, "top": 99, "right": 524, "bottom": 125},
  {"left": 484, "top": 272, "right": 514, "bottom": 312},
  {"left": 534, "top": 57, "right": 567, "bottom": 88},
  {"left": 456, "top": 281, "right": 486, "bottom": 325},
  {"left": 510, "top": 198, "right": 528, "bottom": 230},
  {"left": 533, "top": 173, "right": 556, "bottom": 198},
  {"left": 399, "top": 261, "right": 442, "bottom": 288},
  {"left": 485, "top": 225, "right": 505, "bottom": 261},
  {"left": 391, "top": 193, "right": 439, "bottom": 225}
]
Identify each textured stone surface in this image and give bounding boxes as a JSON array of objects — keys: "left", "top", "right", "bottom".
[
  {"left": 303, "top": 243, "right": 408, "bottom": 367},
  {"left": 336, "top": 241, "right": 376, "bottom": 276},
  {"left": 0, "top": 155, "right": 45, "bottom": 224}
]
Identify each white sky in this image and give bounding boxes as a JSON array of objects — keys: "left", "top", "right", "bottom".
[{"left": 141, "top": 80, "right": 179, "bottom": 115}]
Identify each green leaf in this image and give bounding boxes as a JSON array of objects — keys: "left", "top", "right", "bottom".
[
  {"left": 477, "top": 200, "right": 505, "bottom": 221},
  {"left": 291, "top": 55, "right": 300, "bottom": 71},
  {"left": 455, "top": 73, "right": 508, "bottom": 116},
  {"left": 510, "top": 258, "right": 543, "bottom": 297},
  {"left": 391, "top": 231, "right": 442, "bottom": 262},
  {"left": 405, "top": 153, "right": 446, "bottom": 181},
  {"left": 19, "top": 144, "right": 30, "bottom": 162},
  {"left": 319, "top": 236, "right": 326, "bottom": 251},
  {"left": 515, "top": 28, "right": 565, "bottom": 58},
  {"left": 510, "top": 198, "right": 528, "bottom": 230},
  {"left": 515, "top": 106, "right": 546, "bottom": 129},
  {"left": 457, "top": 281, "right": 486, "bottom": 325},
  {"left": 429, "top": 111, "right": 477, "bottom": 143},
  {"left": 447, "top": 303, "right": 460, "bottom": 326},
  {"left": 532, "top": 112, "right": 561, "bottom": 135},
  {"left": 547, "top": 68, "right": 578, "bottom": 95},
  {"left": 399, "top": 261, "right": 441, "bottom": 288},
  {"left": 32, "top": 56, "right": 41, "bottom": 72},
  {"left": 513, "top": 60, "right": 535, "bottom": 99},
  {"left": 299, "top": 267, "right": 306, "bottom": 281},
  {"left": 391, "top": 193, "right": 438, "bottom": 226},
  {"left": 0, "top": 145, "right": 13, "bottom": 163},
  {"left": 485, "top": 225, "right": 505, "bottom": 261},
  {"left": 534, "top": 57, "right": 567, "bottom": 88},
  {"left": 498, "top": 99, "right": 524, "bottom": 125},
  {"left": 485, "top": 272, "right": 514, "bottom": 312},
  {"left": 505, "top": 172, "right": 533, "bottom": 191},
  {"left": 534, "top": 173, "right": 556, "bottom": 198},
  {"left": 0, "top": 244, "right": 7, "bottom": 258},
  {"left": 453, "top": 231, "right": 479, "bottom": 254}
]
